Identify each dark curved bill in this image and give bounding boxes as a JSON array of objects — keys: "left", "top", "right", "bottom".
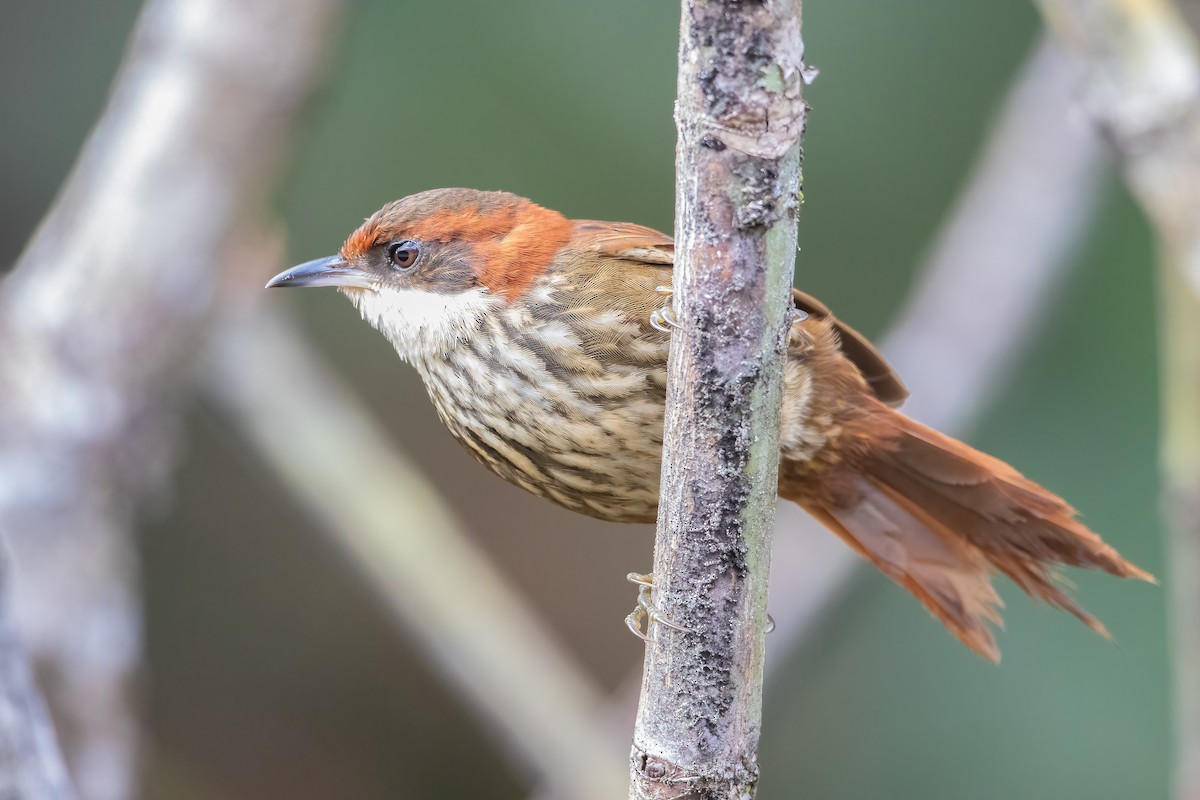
[{"left": 265, "top": 256, "right": 374, "bottom": 289}]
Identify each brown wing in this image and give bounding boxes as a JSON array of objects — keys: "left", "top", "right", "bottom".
[
  {"left": 574, "top": 220, "right": 908, "bottom": 406},
  {"left": 791, "top": 289, "right": 908, "bottom": 406},
  {"left": 572, "top": 220, "right": 676, "bottom": 264},
  {"left": 568, "top": 221, "right": 675, "bottom": 336}
]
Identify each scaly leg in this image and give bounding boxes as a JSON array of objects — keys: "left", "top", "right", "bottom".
[{"left": 652, "top": 286, "right": 808, "bottom": 332}]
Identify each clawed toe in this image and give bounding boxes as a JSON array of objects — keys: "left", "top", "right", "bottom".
[
  {"left": 649, "top": 307, "right": 678, "bottom": 333},
  {"left": 649, "top": 288, "right": 679, "bottom": 332},
  {"left": 625, "top": 571, "right": 690, "bottom": 642}
]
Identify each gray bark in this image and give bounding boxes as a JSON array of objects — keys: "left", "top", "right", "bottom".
[
  {"left": 532, "top": 34, "right": 1106, "bottom": 800},
  {"left": 630, "top": 2, "right": 806, "bottom": 798},
  {"left": 0, "top": 1, "right": 343, "bottom": 796}
]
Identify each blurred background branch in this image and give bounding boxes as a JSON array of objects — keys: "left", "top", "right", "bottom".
[
  {"left": 0, "top": 0, "right": 344, "bottom": 796},
  {"left": 0, "top": 557, "right": 76, "bottom": 800},
  {"left": 205, "top": 299, "right": 626, "bottom": 800},
  {"left": 1032, "top": 2, "right": 1200, "bottom": 797}
]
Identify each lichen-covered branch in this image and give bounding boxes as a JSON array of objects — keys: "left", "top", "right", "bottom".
[
  {"left": 529, "top": 35, "right": 1105, "bottom": 800},
  {"left": 0, "top": 1, "right": 343, "bottom": 796},
  {"left": 1033, "top": 2, "right": 1200, "bottom": 797},
  {"left": 630, "top": 2, "right": 805, "bottom": 798}
]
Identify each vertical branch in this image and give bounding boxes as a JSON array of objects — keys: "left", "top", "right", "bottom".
[
  {"left": 631, "top": 1, "right": 805, "bottom": 798},
  {"left": 1033, "top": 2, "right": 1200, "bottom": 798},
  {"left": 0, "top": 1, "right": 343, "bottom": 797},
  {"left": 533, "top": 37, "right": 1105, "bottom": 800}
]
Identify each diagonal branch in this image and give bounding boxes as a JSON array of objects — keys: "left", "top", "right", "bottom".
[
  {"left": 0, "top": 1, "right": 344, "bottom": 797},
  {"left": 206, "top": 301, "right": 628, "bottom": 800}
]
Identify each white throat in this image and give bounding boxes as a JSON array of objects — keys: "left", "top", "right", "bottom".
[{"left": 346, "top": 285, "right": 498, "bottom": 362}]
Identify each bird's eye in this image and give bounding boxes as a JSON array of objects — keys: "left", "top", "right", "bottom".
[{"left": 387, "top": 240, "right": 421, "bottom": 270}]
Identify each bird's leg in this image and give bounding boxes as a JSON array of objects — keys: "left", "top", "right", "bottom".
[
  {"left": 624, "top": 573, "right": 773, "bottom": 640},
  {"left": 653, "top": 288, "right": 806, "bottom": 334},
  {"left": 624, "top": 572, "right": 689, "bottom": 641},
  {"left": 649, "top": 286, "right": 678, "bottom": 332}
]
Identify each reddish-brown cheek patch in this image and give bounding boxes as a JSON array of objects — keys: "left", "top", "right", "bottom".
[
  {"left": 340, "top": 198, "right": 574, "bottom": 301},
  {"left": 470, "top": 205, "right": 574, "bottom": 300},
  {"left": 406, "top": 202, "right": 574, "bottom": 300}
]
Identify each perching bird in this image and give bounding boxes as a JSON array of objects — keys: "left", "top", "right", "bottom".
[{"left": 267, "top": 187, "right": 1150, "bottom": 661}]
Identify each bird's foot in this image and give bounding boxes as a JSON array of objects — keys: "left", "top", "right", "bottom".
[
  {"left": 649, "top": 286, "right": 678, "bottom": 332},
  {"left": 651, "top": 288, "right": 807, "bottom": 332},
  {"left": 625, "top": 572, "right": 690, "bottom": 642}
]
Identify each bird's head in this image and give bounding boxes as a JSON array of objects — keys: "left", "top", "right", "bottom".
[{"left": 267, "top": 188, "right": 574, "bottom": 360}]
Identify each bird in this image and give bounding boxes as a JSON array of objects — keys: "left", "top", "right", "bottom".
[{"left": 267, "top": 187, "right": 1151, "bottom": 661}]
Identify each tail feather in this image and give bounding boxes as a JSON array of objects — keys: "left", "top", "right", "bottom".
[
  {"left": 782, "top": 399, "right": 1153, "bottom": 661},
  {"left": 805, "top": 480, "right": 1006, "bottom": 661}
]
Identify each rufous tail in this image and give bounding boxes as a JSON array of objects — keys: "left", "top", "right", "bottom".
[{"left": 779, "top": 397, "right": 1153, "bottom": 662}]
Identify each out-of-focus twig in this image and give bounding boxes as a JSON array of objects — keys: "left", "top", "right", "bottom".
[
  {"left": 0, "top": 1, "right": 344, "bottom": 797},
  {"left": 206, "top": 304, "right": 627, "bottom": 800},
  {"left": 1163, "top": 263, "right": 1200, "bottom": 800},
  {"left": 1032, "top": 3, "right": 1200, "bottom": 798},
  {"left": 1182, "top": 1, "right": 1200, "bottom": 39},
  {"left": 881, "top": 36, "right": 1106, "bottom": 430},
  {"left": 1033, "top": 0, "right": 1200, "bottom": 290},
  {"left": 0, "top": 559, "right": 75, "bottom": 800},
  {"left": 533, "top": 34, "right": 1108, "bottom": 800}
]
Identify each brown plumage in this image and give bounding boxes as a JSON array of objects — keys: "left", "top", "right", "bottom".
[{"left": 268, "top": 187, "right": 1151, "bottom": 661}]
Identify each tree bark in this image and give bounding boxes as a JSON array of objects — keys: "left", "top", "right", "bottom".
[
  {"left": 630, "top": 2, "right": 806, "bottom": 798},
  {"left": 1033, "top": 2, "right": 1200, "bottom": 798},
  {"left": 532, "top": 34, "right": 1106, "bottom": 800},
  {"left": 0, "top": 1, "right": 343, "bottom": 796}
]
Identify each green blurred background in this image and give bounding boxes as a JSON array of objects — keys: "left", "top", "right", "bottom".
[{"left": 1, "top": 1, "right": 1166, "bottom": 798}]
